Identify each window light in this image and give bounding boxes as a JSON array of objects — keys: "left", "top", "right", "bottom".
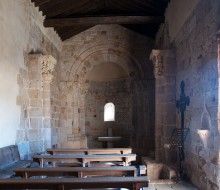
[{"left": 104, "top": 103, "right": 115, "bottom": 121}]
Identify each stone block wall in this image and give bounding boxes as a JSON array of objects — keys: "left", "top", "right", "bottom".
[
  {"left": 130, "top": 80, "right": 156, "bottom": 158},
  {"left": 14, "top": 3, "right": 61, "bottom": 158},
  {"left": 155, "top": 0, "right": 220, "bottom": 189},
  {"left": 85, "top": 80, "right": 130, "bottom": 148},
  {"left": 59, "top": 25, "right": 155, "bottom": 155},
  {"left": 174, "top": 1, "right": 220, "bottom": 189},
  {"left": 17, "top": 53, "right": 59, "bottom": 159},
  {"left": 150, "top": 50, "right": 176, "bottom": 163},
  {"left": 50, "top": 61, "right": 61, "bottom": 148},
  {"left": 0, "top": 0, "right": 61, "bottom": 149},
  {"left": 59, "top": 81, "right": 88, "bottom": 148}
]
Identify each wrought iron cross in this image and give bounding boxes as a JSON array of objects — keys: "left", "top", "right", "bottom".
[{"left": 176, "top": 81, "right": 190, "bottom": 161}]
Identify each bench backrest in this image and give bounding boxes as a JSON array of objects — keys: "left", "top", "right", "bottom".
[
  {"left": 0, "top": 145, "right": 20, "bottom": 169},
  {"left": 14, "top": 165, "right": 146, "bottom": 178},
  {"left": 33, "top": 153, "right": 136, "bottom": 167},
  {"left": 0, "top": 176, "right": 149, "bottom": 190},
  {"left": 47, "top": 148, "right": 132, "bottom": 155}
]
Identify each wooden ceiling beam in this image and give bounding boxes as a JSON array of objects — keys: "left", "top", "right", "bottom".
[
  {"left": 104, "top": 0, "right": 112, "bottom": 13},
  {"left": 134, "top": 0, "right": 164, "bottom": 14},
  {"left": 31, "top": 0, "right": 50, "bottom": 7},
  {"left": 61, "top": 31, "right": 84, "bottom": 41},
  {"left": 44, "top": 15, "right": 164, "bottom": 27},
  {"left": 42, "top": 0, "right": 103, "bottom": 18},
  {"left": 57, "top": 26, "right": 94, "bottom": 41}
]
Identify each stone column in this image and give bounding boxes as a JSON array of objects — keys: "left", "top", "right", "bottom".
[
  {"left": 150, "top": 49, "right": 176, "bottom": 163},
  {"left": 76, "top": 82, "right": 89, "bottom": 148},
  {"left": 40, "top": 55, "right": 57, "bottom": 149},
  {"left": 27, "top": 54, "right": 57, "bottom": 156},
  {"left": 59, "top": 81, "right": 88, "bottom": 148}
]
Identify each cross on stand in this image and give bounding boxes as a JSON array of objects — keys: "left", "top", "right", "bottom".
[{"left": 176, "top": 81, "right": 190, "bottom": 173}]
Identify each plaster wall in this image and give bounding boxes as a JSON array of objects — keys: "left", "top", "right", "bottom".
[
  {"left": 165, "top": 0, "right": 200, "bottom": 42},
  {"left": 0, "top": 0, "right": 61, "bottom": 148}
]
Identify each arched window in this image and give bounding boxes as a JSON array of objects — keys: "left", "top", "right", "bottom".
[{"left": 104, "top": 103, "right": 115, "bottom": 121}]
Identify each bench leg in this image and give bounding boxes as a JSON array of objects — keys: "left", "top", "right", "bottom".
[
  {"left": 59, "top": 184, "right": 65, "bottom": 190},
  {"left": 133, "top": 183, "right": 148, "bottom": 190},
  {"left": 40, "top": 159, "right": 44, "bottom": 168}
]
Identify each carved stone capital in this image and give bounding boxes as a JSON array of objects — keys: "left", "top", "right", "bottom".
[
  {"left": 79, "top": 82, "right": 90, "bottom": 95},
  {"left": 150, "top": 49, "right": 174, "bottom": 77},
  {"left": 66, "top": 82, "right": 73, "bottom": 92},
  {"left": 40, "top": 55, "right": 57, "bottom": 82},
  {"left": 150, "top": 50, "right": 164, "bottom": 77}
]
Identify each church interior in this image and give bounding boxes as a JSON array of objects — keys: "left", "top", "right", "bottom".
[{"left": 0, "top": 0, "right": 220, "bottom": 189}]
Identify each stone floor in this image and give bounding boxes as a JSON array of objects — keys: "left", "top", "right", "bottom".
[{"left": 144, "top": 181, "right": 198, "bottom": 190}]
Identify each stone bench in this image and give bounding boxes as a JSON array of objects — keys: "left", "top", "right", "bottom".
[
  {"left": 141, "top": 157, "right": 177, "bottom": 184},
  {"left": 0, "top": 145, "right": 32, "bottom": 178}
]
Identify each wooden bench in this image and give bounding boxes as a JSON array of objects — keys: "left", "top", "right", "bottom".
[
  {"left": 0, "top": 176, "right": 149, "bottom": 190},
  {"left": 14, "top": 165, "right": 146, "bottom": 178},
  {"left": 0, "top": 145, "right": 32, "bottom": 178},
  {"left": 33, "top": 153, "right": 136, "bottom": 167},
  {"left": 46, "top": 147, "right": 132, "bottom": 155}
]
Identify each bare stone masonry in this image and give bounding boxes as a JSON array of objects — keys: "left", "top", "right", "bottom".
[
  {"left": 154, "top": 0, "right": 220, "bottom": 189},
  {"left": 150, "top": 49, "right": 176, "bottom": 163}
]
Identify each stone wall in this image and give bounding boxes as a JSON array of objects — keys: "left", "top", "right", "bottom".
[
  {"left": 0, "top": 0, "right": 61, "bottom": 157},
  {"left": 85, "top": 80, "right": 131, "bottom": 148},
  {"left": 50, "top": 64, "right": 61, "bottom": 148},
  {"left": 59, "top": 25, "right": 155, "bottom": 156},
  {"left": 164, "top": 0, "right": 200, "bottom": 42},
  {"left": 84, "top": 78, "right": 155, "bottom": 156},
  {"left": 150, "top": 50, "right": 176, "bottom": 163},
  {"left": 155, "top": 0, "right": 220, "bottom": 189},
  {"left": 130, "top": 80, "right": 156, "bottom": 159},
  {"left": 17, "top": 53, "right": 60, "bottom": 159},
  {"left": 59, "top": 81, "right": 88, "bottom": 148}
]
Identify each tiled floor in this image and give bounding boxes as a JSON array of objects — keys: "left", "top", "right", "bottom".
[{"left": 144, "top": 181, "right": 198, "bottom": 190}]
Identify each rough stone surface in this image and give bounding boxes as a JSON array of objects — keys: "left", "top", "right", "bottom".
[
  {"left": 59, "top": 25, "right": 155, "bottom": 155},
  {"left": 1, "top": 1, "right": 220, "bottom": 189},
  {"left": 150, "top": 50, "right": 176, "bottom": 163},
  {"left": 155, "top": 0, "right": 220, "bottom": 189},
  {"left": 17, "top": 54, "right": 60, "bottom": 159}
]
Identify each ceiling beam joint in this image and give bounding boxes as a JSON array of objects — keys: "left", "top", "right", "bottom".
[{"left": 44, "top": 15, "right": 164, "bottom": 27}]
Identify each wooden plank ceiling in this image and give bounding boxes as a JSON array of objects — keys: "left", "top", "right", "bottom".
[{"left": 31, "top": 0, "right": 169, "bottom": 41}]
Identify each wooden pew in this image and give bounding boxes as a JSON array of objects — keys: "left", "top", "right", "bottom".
[
  {"left": 14, "top": 165, "right": 146, "bottom": 178},
  {"left": 0, "top": 145, "right": 32, "bottom": 178},
  {"left": 0, "top": 176, "right": 149, "bottom": 190},
  {"left": 33, "top": 153, "right": 136, "bottom": 167},
  {"left": 46, "top": 147, "right": 132, "bottom": 155}
]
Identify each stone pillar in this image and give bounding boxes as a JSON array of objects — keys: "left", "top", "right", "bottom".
[
  {"left": 40, "top": 55, "right": 57, "bottom": 149},
  {"left": 77, "top": 82, "right": 89, "bottom": 148},
  {"left": 27, "top": 54, "right": 57, "bottom": 156},
  {"left": 59, "top": 81, "right": 88, "bottom": 148},
  {"left": 150, "top": 49, "right": 176, "bottom": 163}
]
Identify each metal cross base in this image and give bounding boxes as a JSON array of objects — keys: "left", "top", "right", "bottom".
[{"left": 175, "top": 81, "right": 190, "bottom": 176}]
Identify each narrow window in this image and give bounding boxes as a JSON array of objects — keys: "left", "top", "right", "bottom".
[{"left": 104, "top": 103, "right": 115, "bottom": 121}]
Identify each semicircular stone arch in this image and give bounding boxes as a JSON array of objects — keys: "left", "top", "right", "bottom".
[
  {"left": 73, "top": 51, "right": 138, "bottom": 83},
  {"left": 68, "top": 43, "right": 143, "bottom": 82},
  {"left": 59, "top": 25, "right": 153, "bottom": 148}
]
